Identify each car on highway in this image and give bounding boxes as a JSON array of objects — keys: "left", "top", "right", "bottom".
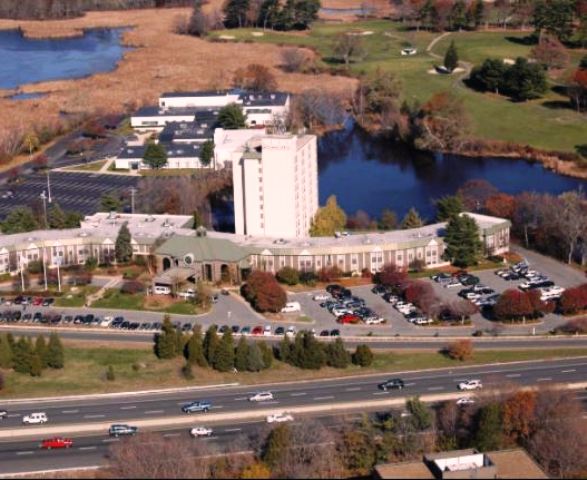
[
  {"left": 109, "top": 424, "right": 138, "bottom": 437},
  {"left": 249, "top": 391, "right": 274, "bottom": 402},
  {"left": 190, "top": 426, "right": 213, "bottom": 438},
  {"left": 458, "top": 379, "right": 483, "bottom": 391},
  {"left": 40, "top": 437, "right": 73, "bottom": 449},
  {"left": 0, "top": 409, "right": 7, "bottom": 419},
  {"left": 22, "top": 412, "right": 48, "bottom": 425},
  {"left": 182, "top": 401, "right": 212, "bottom": 414},
  {"left": 266, "top": 412, "right": 294, "bottom": 424},
  {"left": 378, "top": 378, "right": 405, "bottom": 391},
  {"left": 313, "top": 293, "right": 330, "bottom": 301},
  {"left": 456, "top": 396, "right": 476, "bottom": 406}
]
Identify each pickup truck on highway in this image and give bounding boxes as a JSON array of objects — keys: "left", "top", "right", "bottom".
[{"left": 182, "top": 401, "right": 212, "bottom": 414}]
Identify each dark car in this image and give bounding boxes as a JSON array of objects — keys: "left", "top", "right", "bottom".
[
  {"left": 371, "top": 285, "right": 387, "bottom": 295},
  {"left": 525, "top": 280, "right": 555, "bottom": 290},
  {"left": 33, "top": 312, "right": 43, "bottom": 323},
  {"left": 182, "top": 323, "right": 193, "bottom": 332},
  {"left": 13, "top": 296, "right": 24, "bottom": 305},
  {"left": 319, "top": 330, "right": 330, "bottom": 337},
  {"left": 121, "top": 321, "right": 130, "bottom": 329},
  {"left": 330, "top": 329, "right": 341, "bottom": 337},
  {"left": 111, "top": 318, "right": 124, "bottom": 328},
  {"left": 84, "top": 314, "right": 95, "bottom": 324},
  {"left": 458, "top": 274, "right": 480, "bottom": 286},
  {"left": 129, "top": 322, "right": 140, "bottom": 330},
  {"left": 108, "top": 424, "right": 138, "bottom": 437},
  {"left": 231, "top": 325, "right": 240, "bottom": 334},
  {"left": 378, "top": 378, "right": 405, "bottom": 391},
  {"left": 42, "top": 298, "right": 54, "bottom": 307},
  {"left": 325, "top": 284, "right": 343, "bottom": 294},
  {"left": 274, "top": 326, "right": 285, "bottom": 336},
  {"left": 50, "top": 315, "right": 62, "bottom": 325},
  {"left": 219, "top": 325, "right": 230, "bottom": 333},
  {"left": 63, "top": 315, "right": 73, "bottom": 324},
  {"left": 152, "top": 322, "right": 162, "bottom": 331}
]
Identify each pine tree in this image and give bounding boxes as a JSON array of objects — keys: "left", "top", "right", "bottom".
[
  {"left": 223, "top": 0, "right": 250, "bottom": 28},
  {"left": 115, "top": 222, "right": 133, "bottom": 264},
  {"left": 401, "top": 208, "right": 424, "bottom": 229},
  {"left": 203, "top": 325, "right": 220, "bottom": 365},
  {"left": 0, "top": 334, "right": 13, "bottom": 369},
  {"left": 258, "top": 341, "right": 273, "bottom": 369},
  {"left": 444, "top": 41, "right": 459, "bottom": 72},
  {"left": 235, "top": 336, "right": 249, "bottom": 372},
  {"left": 213, "top": 330, "right": 235, "bottom": 372},
  {"left": 30, "top": 354, "right": 43, "bottom": 377},
  {"left": 217, "top": 103, "right": 246, "bottom": 129},
  {"left": 297, "top": 332, "right": 326, "bottom": 370},
  {"left": 143, "top": 142, "right": 168, "bottom": 169},
  {"left": 352, "top": 344, "right": 374, "bottom": 367},
  {"left": 436, "top": 195, "right": 464, "bottom": 221},
  {"left": 106, "top": 365, "right": 116, "bottom": 381},
  {"left": 155, "top": 316, "right": 178, "bottom": 359},
  {"left": 48, "top": 203, "right": 67, "bottom": 229},
  {"left": 472, "top": 0, "right": 484, "bottom": 28},
  {"left": 262, "top": 424, "right": 291, "bottom": 469},
  {"left": 443, "top": 214, "right": 482, "bottom": 267},
  {"left": 13, "top": 337, "right": 33, "bottom": 375},
  {"left": 175, "top": 330, "right": 186, "bottom": 359},
  {"left": 246, "top": 342, "right": 265, "bottom": 372},
  {"left": 35, "top": 335, "right": 48, "bottom": 369},
  {"left": 187, "top": 326, "right": 207, "bottom": 367},
  {"left": 182, "top": 362, "right": 195, "bottom": 380},
  {"left": 199, "top": 140, "right": 214, "bottom": 167},
  {"left": 326, "top": 338, "right": 350, "bottom": 368},
  {"left": 278, "top": 335, "right": 292, "bottom": 363},
  {"left": 475, "top": 403, "right": 504, "bottom": 451},
  {"left": 46, "top": 332, "right": 64, "bottom": 369}
]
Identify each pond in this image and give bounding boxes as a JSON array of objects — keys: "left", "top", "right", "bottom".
[
  {"left": 0, "top": 28, "right": 131, "bottom": 90},
  {"left": 318, "top": 124, "right": 587, "bottom": 222}
]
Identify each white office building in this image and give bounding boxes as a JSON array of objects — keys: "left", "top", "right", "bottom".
[{"left": 229, "top": 131, "right": 318, "bottom": 239}]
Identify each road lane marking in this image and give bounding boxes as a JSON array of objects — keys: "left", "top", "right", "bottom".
[
  {"left": 506, "top": 374, "right": 521, "bottom": 378},
  {"left": 345, "top": 387, "right": 361, "bottom": 392},
  {"left": 16, "top": 451, "right": 34, "bottom": 456},
  {"left": 404, "top": 383, "right": 416, "bottom": 387},
  {"left": 62, "top": 410, "right": 79, "bottom": 414},
  {"left": 79, "top": 446, "right": 97, "bottom": 451},
  {"left": 211, "top": 406, "right": 224, "bottom": 410},
  {"left": 313, "top": 396, "right": 335, "bottom": 401},
  {"left": 7, "top": 414, "right": 21, "bottom": 418},
  {"left": 102, "top": 438, "right": 119, "bottom": 443},
  {"left": 234, "top": 397, "right": 248, "bottom": 401},
  {"left": 372, "top": 392, "right": 388, "bottom": 396},
  {"left": 120, "top": 406, "right": 137, "bottom": 410},
  {"left": 561, "top": 369, "right": 576, "bottom": 373},
  {"left": 84, "top": 414, "right": 105, "bottom": 419},
  {"left": 427, "top": 386, "right": 444, "bottom": 391},
  {"left": 144, "top": 410, "right": 165, "bottom": 415},
  {"left": 290, "top": 392, "right": 307, "bottom": 397},
  {"left": 163, "top": 433, "right": 181, "bottom": 438},
  {"left": 537, "top": 377, "right": 552, "bottom": 382},
  {"left": 224, "top": 428, "right": 242, "bottom": 433}
]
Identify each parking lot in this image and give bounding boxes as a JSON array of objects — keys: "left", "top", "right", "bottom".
[{"left": 0, "top": 172, "right": 137, "bottom": 218}]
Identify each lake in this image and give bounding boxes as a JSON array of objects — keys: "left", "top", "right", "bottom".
[
  {"left": 318, "top": 124, "right": 587, "bottom": 222},
  {"left": 0, "top": 28, "right": 130, "bottom": 90}
]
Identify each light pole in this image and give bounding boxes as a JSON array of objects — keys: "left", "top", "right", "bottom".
[
  {"left": 18, "top": 255, "right": 25, "bottom": 292},
  {"left": 130, "top": 187, "right": 137, "bottom": 214},
  {"left": 40, "top": 190, "right": 48, "bottom": 228},
  {"left": 56, "top": 258, "right": 62, "bottom": 293},
  {"left": 46, "top": 170, "right": 52, "bottom": 203},
  {"left": 42, "top": 247, "right": 48, "bottom": 291}
]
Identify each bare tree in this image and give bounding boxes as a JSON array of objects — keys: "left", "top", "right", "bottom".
[
  {"left": 293, "top": 89, "right": 347, "bottom": 130},
  {"left": 281, "top": 48, "right": 310, "bottom": 73},
  {"left": 333, "top": 33, "right": 367, "bottom": 68},
  {"left": 557, "top": 190, "right": 587, "bottom": 264}
]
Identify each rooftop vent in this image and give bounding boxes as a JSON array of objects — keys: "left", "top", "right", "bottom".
[
  {"left": 274, "top": 239, "right": 287, "bottom": 245},
  {"left": 79, "top": 233, "right": 88, "bottom": 238}
]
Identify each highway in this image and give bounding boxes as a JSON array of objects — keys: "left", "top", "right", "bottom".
[{"left": 0, "top": 357, "right": 586, "bottom": 475}]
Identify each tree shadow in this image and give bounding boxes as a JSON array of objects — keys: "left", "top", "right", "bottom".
[
  {"left": 505, "top": 35, "right": 537, "bottom": 46},
  {"left": 541, "top": 100, "right": 573, "bottom": 110}
]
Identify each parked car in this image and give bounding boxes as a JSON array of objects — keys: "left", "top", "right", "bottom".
[
  {"left": 330, "top": 329, "right": 341, "bottom": 337},
  {"left": 313, "top": 293, "right": 330, "bottom": 301},
  {"left": 108, "top": 424, "right": 138, "bottom": 437},
  {"left": 263, "top": 325, "right": 272, "bottom": 336},
  {"left": 431, "top": 272, "right": 452, "bottom": 283},
  {"left": 251, "top": 326, "right": 263, "bottom": 335},
  {"left": 190, "top": 427, "right": 213, "bottom": 438},
  {"left": 281, "top": 302, "right": 301, "bottom": 313},
  {"left": 182, "top": 401, "right": 212, "bottom": 414},
  {"left": 456, "top": 396, "right": 476, "bottom": 406},
  {"left": 371, "top": 285, "right": 388, "bottom": 295},
  {"left": 364, "top": 316, "right": 385, "bottom": 325},
  {"left": 383, "top": 293, "right": 399, "bottom": 304},
  {"left": 266, "top": 412, "right": 293, "bottom": 424},
  {"left": 240, "top": 326, "right": 251, "bottom": 335},
  {"left": 338, "top": 313, "right": 361, "bottom": 324},
  {"left": 444, "top": 279, "right": 462, "bottom": 288},
  {"left": 378, "top": 378, "right": 405, "bottom": 391},
  {"left": 274, "top": 327, "right": 285, "bottom": 336},
  {"left": 40, "top": 437, "right": 73, "bottom": 449},
  {"left": 458, "top": 380, "right": 483, "bottom": 391},
  {"left": 249, "top": 391, "right": 274, "bottom": 402},
  {"left": 286, "top": 326, "right": 296, "bottom": 337},
  {"left": 231, "top": 325, "right": 240, "bottom": 334},
  {"left": 22, "top": 412, "right": 48, "bottom": 425},
  {"left": 319, "top": 330, "right": 330, "bottom": 337},
  {"left": 458, "top": 274, "right": 480, "bottom": 286}
]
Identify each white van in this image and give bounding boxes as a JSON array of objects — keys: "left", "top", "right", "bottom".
[
  {"left": 100, "top": 316, "right": 114, "bottom": 328},
  {"left": 281, "top": 302, "right": 301, "bottom": 314},
  {"left": 153, "top": 285, "right": 171, "bottom": 295},
  {"left": 22, "top": 412, "right": 48, "bottom": 424}
]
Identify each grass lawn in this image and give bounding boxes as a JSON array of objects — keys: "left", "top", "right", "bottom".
[
  {"left": 2, "top": 345, "right": 586, "bottom": 398},
  {"left": 91, "top": 289, "right": 206, "bottom": 315},
  {"left": 54, "top": 286, "right": 100, "bottom": 308},
  {"left": 91, "top": 289, "right": 145, "bottom": 310},
  {"left": 63, "top": 160, "right": 107, "bottom": 172},
  {"left": 209, "top": 21, "right": 587, "bottom": 153}
]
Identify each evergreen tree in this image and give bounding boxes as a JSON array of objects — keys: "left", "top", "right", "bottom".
[
  {"left": 475, "top": 403, "right": 504, "bottom": 451},
  {"left": 246, "top": 342, "right": 265, "bottom": 372},
  {"left": 297, "top": 331, "right": 326, "bottom": 370},
  {"left": 213, "top": 330, "right": 235, "bottom": 372},
  {"left": 472, "top": 0, "right": 484, "bottom": 28},
  {"left": 406, "top": 397, "right": 433, "bottom": 430},
  {"left": 503, "top": 57, "right": 547, "bottom": 101},
  {"left": 46, "top": 332, "right": 64, "bottom": 369},
  {"left": 30, "top": 354, "right": 43, "bottom": 377},
  {"left": 310, "top": 195, "right": 347, "bottom": 237},
  {"left": 115, "top": 222, "right": 133, "bottom": 264},
  {"left": 203, "top": 325, "right": 220, "bottom": 365},
  {"left": 106, "top": 365, "right": 116, "bottom": 381},
  {"left": 192, "top": 210, "right": 203, "bottom": 229},
  {"left": 64, "top": 211, "right": 83, "bottom": 229},
  {"left": 35, "top": 335, "right": 48, "bottom": 369},
  {"left": 155, "top": 316, "right": 178, "bottom": 359},
  {"left": 100, "top": 193, "right": 121, "bottom": 213},
  {"left": 352, "top": 344, "right": 373, "bottom": 367},
  {"left": 436, "top": 195, "right": 464, "bottom": 221},
  {"left": 48, "top": 203, "right": 66, "bottom": 229},
  {"left": 143, "top": 142, "right": 168, "bottom": 169},
  {"left": 378, "top": 209, "right": 398, "bottom": 230},
  {"left": 401, "top": 208, "right": 423, "bottom": 229},
  {"left": 444, "top": 41, "right": 459, "bottom": 72},
  {"left": 223, "top": 0, "right": 250, "bottom": 28},
  {"left": 175, "top": 330, "right": 186, "bottom": 359},
  {"left": 199, "top": 140, "right": 214, "bottom": 167},
  {"left": 258, "top": 341, "right": 273, "bottom": 369},
  {"left": 6, "top": 333, "right": 15, "bottom": 351},
  {"left": 262, "top": 424, "right": 291, "bottom": 469},
  {"left": 187, "top": 326, "right": 207, "bottom": 367},
  {"left": 12, "top": 337, "right": 33, "bottom": 375},
  {"left": 217, "top": 103, "right": 246, "bottom": 129},
  {"left": 450, "top": 0, "right": 467, "bottom": 30},
  {"left": 470, "top": 58, "right": 507, "bottom": 94},
  {"left": 0, "top": 334, "right": 13, "bottom": 369},
  {"left": 278, "top": 335, "right": 292, "bottom": 363},
  {"left": 1, "top": 207, "right": 39, "bottom": 234},
  {"left": 326, "top": 337, "right": 350, "bottom": 368},
  {"left": 182, "top": 362, "right": 194, "bottom": 380},
  {"left": 443, "top": 214, "right": 482, "bottom": 267},
  {"left": 235, "top": 335, "right": 249, "bottom": 372}
]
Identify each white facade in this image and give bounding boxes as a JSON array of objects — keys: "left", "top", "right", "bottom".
[
  {"left": 114, "top": 144, "right": 209, "bottom": 170},
  {"left": 213, "top": 128, "right": 267, "bottom": 168},
  {"left": 159, "top": 92, "right": 240, "bottom": 110},
  {"left": 231, "top": 133, "right": 318, "bottom": 239},
  {"left": 130, "top": 112, "right": 196, "bottom": 131}
]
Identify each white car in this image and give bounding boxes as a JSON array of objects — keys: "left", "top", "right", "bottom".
[
  {"left": 458, "top": 380, "right": 483, "bottom": 391},
  {"left": 100, "top": 316, "right": 114, "bottom": 327},
  {"left": 263, "top": 325, "right": 272, "bottom": 336},
  {"left": 249, "top": 391, "right": 274, "bottom": 402},
  {"left": 190, "top": 426, "right": 213, "bottom": 438},
  {"left": 456, "top": 396, "right": 476, "bottom": 406},
  {"left": 281, "top": 302, "right": 301, "bottom": 313},
  {"left": 313, "top": 293, "right": 330, "bottom": 301},
  {"left": 364, "top": 316, "right": 385, "bottom": 325},
  {"left": 22, "top": 412, "right": 48, "bottom": 424},
  {"left": 332, "top": 307, "right": 352, "bottom": 317},
  {"left": 0, "top": 409, "right": 7, "bottom": 419},
  {"left": 444, "top": 279, "right": 462, "bottom": 288},
  {"left": 266, "top": 412, "right": 293, "bottom": 424},
  {"left": 285, "top": 326, "right": 296, "bottom": 337}
]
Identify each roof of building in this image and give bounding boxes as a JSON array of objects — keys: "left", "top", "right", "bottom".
[
  {"left": 134, "top": 106, "right": 198, "bottom": 118},
  {"left": 239, "top": 91, "right": 289, "bottom": 107},
  {"left": 117, "top": 143, "right": 201, "bottom": 160},
  {"left": 155, "top": 234, "right": 249, "bottom": 263},
  {"left": 160, "top": 90, "right": 231, "bottom": 98},
  {"left": 159, "top": 122, "right": 213, "bottom": 143},
  {"left": 374, "top": 449, "right": 547, "bottom": 480}
]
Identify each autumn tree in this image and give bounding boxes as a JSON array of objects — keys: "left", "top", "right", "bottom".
[
  {"left": 557, "top": 190, "right": 587, "bottom": 264},
  {"left": 502, "top": 390, "right": 536, "bottom": 445},
  {"left": 378, "top": 208, "right": 398, "bottom": 230},
  {"left": 568, "top": 66, "right": 587, "bottom": 112},
  {"left": 446, "top": 339, "right": 473, "bottom": 361},
  {"left": 484, "top": 193, "right": 515, "bottom": 219},
  {"left": 281, "top": 48, "right": 309, "bottom": 72},
  {"left": 375, "top": 263, "right": 408, "bottom": 290},
  {"left": 233, "top": 64, "right": 277, "bottom": 92},
  {"left": 242, "top": 271, "right": 287, "bottom": 313},
  {"left": 310, "top": 195, "right": 347, "bottom": 237},
  {"left": 457, "top": 179, "right": 498, "bottom": 211},
  {"left": 530, "top": 34, "right": 569, "bottom": 70}
]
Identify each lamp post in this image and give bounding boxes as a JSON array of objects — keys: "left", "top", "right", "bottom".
[
  {"left": 18, "top": 254, "right": 25, "bottom": 292},
  {"left": 40, "top": 190, "right": 48, "bottom": 228},
  {"left": 56, "top": 258, "right": 62, "bottom": 293},
  {"left": 46, "top": 170, "right": 52, "bottom": 203}
]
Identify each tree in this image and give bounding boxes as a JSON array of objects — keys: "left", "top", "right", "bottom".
[
  {"left": 352, "top": 344, "right": 373, "bottom": 367},
  {"left": 446, "top": 339, "right": 473, "bottom": 361},
  {"left": 22, "top": 131, "right": 40, "bottom": 160},
  {"left": 48, "top": 203, "right": 66, "bottom": 229},
  {"left": 436, "top": 195, "right": 464, "bottom": 221},
  {"left": 217, "top": 103, "right": 246, "bottom": 129},
  {"left": 213, "top": 330, "right": 235, "bottom": 372},
  {"left": 401, "top": 207, "right": 423, "bottom": 229},
  {"left": 45, "top": 332, "right": 64, "bottom": 369},
  {"left": 35, "top": 335, "right": 48, "bottom": 368},
  {"left": 106, "top": 365, "right": 116, "bottom": 381},
  {"left": 115, "top": 223, "right": 133, "bottom": 264},
  {"left": 0, "top": 334, "right": 13, "bottom": 369},
  {"left": 187, "top": 325, "right": 207, "bottom": 367},
  {"left": 470, "top": 58, "right": 508, "bottom": 94},
  {"left": 64, "top": 210, "right": 82, "bottom": 228},
  {"left": 444, "top": 41, "right": 459, "bottom": 72},
  {"left": 457, "top": 179, "right": 498, "bottom": 211},
  {"left": 258, "top": 341, "right": 273, "bottom": 369},
  {"left": 484, "top": 193, "right": 515, "bottom": 219},
  {"left": 187, "top": 0, "right": 208, "bottom": 36},
  {"left": 155, "top": 316, "right": 178, "bottom": 359},
  {"left": 30, "top": 354, "right": 43, "bottom": 377},
  {"left": 443, "top": 214, "right": 482, "bottom": 267},
  {"left": 354, "top": 68, "right": 402, "bottom": 132},
  {"left": 12, "top": 337, "right": 33, "bottom": 375},
  {"left": 276, "top": 266, "right": 299, "bottom": 286},
  {"left": 262, "top": 424, "right": 292, "bottom": 469},
  {"left": 326, "top": 337, "right": 350, "bottom": 368},
  {"left": 449, "top": 0, "right": 467, "bottom": 30},
  {"left": 233, "top": 64, "right": 277, "bottom": 92},
  {"left": 406, "top": 397, "right": 433, "bottom": 430},
  {"left": 203, "top": 325, "right": 219, "bottom": 365},
  {"left": 333, "top": 33, "right": 366, "bottom": 68},
  {"left": 100, "top": 193, "right": 121, "bottom": 212},
  {"left": 531, "top": 35, "right": 569, "bottom": 70},
  {"left": 192, "top": 210, "right": 203, "bottom": 230},
  {"left": 471, "top": 0, "right": 484, "bottom": 28},
  {"left": 503, "top": 57, "right": 548, "bottom": 101},
  {"left": 281, "top": 47, "right": 308, "bottom": 72},
  {"left": 143, "top": 142, "right": 167, "bottom": 170},
  {"left": 376, "top": 263, "right": 408, "bottom": 290},
  {"left": 557, "top": 190, "right": 587, "bottom": 264},
  {"left": 199, "top": 140, "right": 214, "bottom": 167},
  {"left": 242, "top": 271, "right": 287, "bottom": 313},
  {"left": 378, "top": 209, "right": 398, "bottom": 230},
  {"left": 1, "top": 207, "right": 39, "bottom": 234},
  {"left": 310, "top": 195, "right": 347, "bottom": 237},
  {"left": 475, "top": 403, "right": 504, "bottom": 451},
  {"left": 533, "top": 0, "right": 575, "bottom": 42},
  {"left": 338, "top": 429, "right": 377, "bottom": 475},
  {"left": 568, "top": 66, "right": 587, "bottom": 113},
  {"left": 502, "top": 390, "right": 536, "bottom": 445},
  {"left": 246, "top": 341, "right": 266, "bottom": 372},
  {"left": 234, "top": 335, "right": 249, "bottom": 371}
]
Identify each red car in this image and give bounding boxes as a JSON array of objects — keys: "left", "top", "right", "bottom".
[
  {"left": 40, "top": 437, "right": 73, "bottom": 449},
  {"left": 32, "top": 297, "right": 44, "bottom": 306},
  {"left": 251, "top": 326, "right": 263, "bottom": 335},
  {"left": 338, "top": 314, "right": 361, "bottom": 324}
]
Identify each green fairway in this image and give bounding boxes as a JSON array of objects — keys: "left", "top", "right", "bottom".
[{"left": 210, "top": 21, "right": 587, "bottom": 153}]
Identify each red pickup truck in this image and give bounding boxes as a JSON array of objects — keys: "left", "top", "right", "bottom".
[{"left": 40, "top": 437, "right": 73, "bottom": 449}]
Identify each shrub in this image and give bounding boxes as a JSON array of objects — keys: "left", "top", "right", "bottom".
[
  {"left": 106, "top": 365, "right": 116, "bottom": 381},
  {"left": 352, "top": 344, "right": 373, "bottom": 367},
  {"left": 299, "top": 271, "right": 318, "bottom": 286},
  {"left": 408, "top": 258, "right": 426, "bottom": 273},
  {"left": 0, "top": 371, "right": 3, "bottom": 391},
  {"left": 242, "top": 271, "right": 287, "bottom": 313},
  {"left": 318, "top": 266, "right": 343, "bottom": 283},
  {"left": 276, "top": 267, "right": 300, "bottom": 286},
  {"left": 121, "top": 280, "right": 145, "bottom": 295},
  {"left": 446, "top": 339, "right": 473, "bottom": 361},
  {"left": 181, "top": 362, "right": 194, "bottom": 380},
  {"left": 559, "top": 284, "right": 587, "bottom": 315}
]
